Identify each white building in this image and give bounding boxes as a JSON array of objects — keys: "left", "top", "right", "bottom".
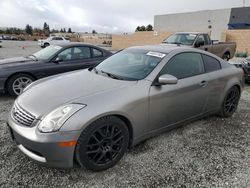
[{"left": 154, "top": 7, "right": 250, "bottom": 40}]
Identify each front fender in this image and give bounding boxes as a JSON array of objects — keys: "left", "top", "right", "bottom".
[{"left": 60, "top": 107, "right": 134, "bottom": 133}]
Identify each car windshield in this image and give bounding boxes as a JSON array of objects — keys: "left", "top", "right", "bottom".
[
  {"left": 94, "top": 49, "right": 165, "bottom": 80},
  {"left": 32, "top": 45, "right": 62, "bottom": 60},
  {"left": 163, "top": 33, "right": 197, "bottom": 46}
]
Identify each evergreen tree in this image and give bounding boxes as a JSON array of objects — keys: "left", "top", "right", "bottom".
[
  {"left": 67, "top": 28, "right": 72, "bottom": 33},
  {"left": 25, "top": 24, "right": 33, "bottom": 35}
]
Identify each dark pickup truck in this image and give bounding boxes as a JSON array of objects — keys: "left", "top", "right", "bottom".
[{"left": 163, "top": 32, "right": 236, "bottom": 60}]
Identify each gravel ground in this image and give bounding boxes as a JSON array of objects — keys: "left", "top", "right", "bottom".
[
  {"left": 0, "top": 41, "right": 250, "bottom": 187},
  {"left": 0, "top": 41, "right": 41, "bottom": 59}
]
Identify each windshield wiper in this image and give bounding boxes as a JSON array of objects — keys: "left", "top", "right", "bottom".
[
  {"left": 100, "top": 70, "right": 124, "bottom": 80},
  {"left": 28, "top": 55, "right": 38, "bottom": 61}
]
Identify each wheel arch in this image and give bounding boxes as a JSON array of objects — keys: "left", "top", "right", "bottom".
[
  {"left": 233, "top": 84, "right": 241, "bottom": 94},
  {"left": 4, "top": 72, "right": 37, "bottom": 90},
  {"left": 113, "top": 114, "right": 134, "bottom": 148},
  {"left": 224, "top": 82, "right": 242, "bottom": 97},
  {"left": 222, "top": 50, "right": 231, "bottom": 60},
  {"left": 74, "top": 113, "right": 134, "bottom": 149},
  {"left": 224, "top": 50, "right": 230, "bottom": 55}
]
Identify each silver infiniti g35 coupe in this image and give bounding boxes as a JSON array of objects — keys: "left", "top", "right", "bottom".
[{"left": 7, "top": 45, "right": 244, "bottom": 171}]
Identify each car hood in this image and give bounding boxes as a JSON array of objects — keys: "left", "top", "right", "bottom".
[
  {"left": 17, "top": 70, "right": 137, "bottom": 118},
  {"left": 0, "top": 57, "right": 36, "bottom": 67}
]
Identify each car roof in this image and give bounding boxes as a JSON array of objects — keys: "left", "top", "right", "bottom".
[
  {"left": 126, "top": 44, "right": 190, "bottom": 54},
  {"left": 174, "top": 32, "right": 205, "bottom": 35},
  {"left": 57, "top": 42, "right": 104, "bottom": 49}
]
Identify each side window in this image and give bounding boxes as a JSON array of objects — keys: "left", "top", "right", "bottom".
[
  {"left": 160, "top": 53, "right": 205, "bottom": 79},
  {"left": 204, "top": 34, "right": 211, "bottom": 45},
  {"left": 92, "top": 48, "right": 103, "bottom": 58},
  {"left": 202, "top": 54, "right": 221, "bottom": 72},
  {"left": 197, "top": 35, "right": 205, "bottom": 44},
  {"left": 72, "top": 47, "right": 91, "bottom": 60},
  {"left": 57, "top": 48, "right": 73, "bottom": 61},
  {"left": 56, "top": 37, "right": 63, "bottom": 40}
]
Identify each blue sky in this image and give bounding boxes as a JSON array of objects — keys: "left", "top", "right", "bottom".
[{"left": 0, "top": 0, "right": 249, "bottom": 33}]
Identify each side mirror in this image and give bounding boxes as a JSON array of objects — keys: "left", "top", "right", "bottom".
[
  {"left": 195, "top": 40, "right": 205, "bottom": 47},
  {"left": 54, "top": 56, "right": 63, "bottom": 63},
  {"left": 158, "top": 74, "right": 178, "bottom": 85}
]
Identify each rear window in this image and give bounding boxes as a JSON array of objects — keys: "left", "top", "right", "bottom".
[
  {"left": 92, "top": 48, "right": 103, "bottom": 58},
  {"left": 202, "top": 54, "right": 221, "bottom": 72}
]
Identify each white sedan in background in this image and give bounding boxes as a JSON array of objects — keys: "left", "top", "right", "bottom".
[{"left": 38, "top": 36, "right": 70, "bottom": 48}]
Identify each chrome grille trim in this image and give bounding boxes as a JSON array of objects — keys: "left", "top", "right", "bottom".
[{"left": 12, "top": 103, "right": 36, "bottom": 127}]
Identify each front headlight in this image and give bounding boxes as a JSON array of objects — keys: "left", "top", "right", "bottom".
[{"left": 38, "top": 104, "right": 86, "bottom": 133}]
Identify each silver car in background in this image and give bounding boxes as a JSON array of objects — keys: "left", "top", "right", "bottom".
[{"left": 7, "top": 45, "right": 244, "bottom": 171}]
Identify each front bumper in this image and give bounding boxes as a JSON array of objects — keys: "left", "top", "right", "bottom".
[{"left": 7, "top": 114, "right": 82, "bottom": 168}]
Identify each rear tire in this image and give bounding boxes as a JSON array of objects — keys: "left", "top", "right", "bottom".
[
  {"left": 6, "top": 74, "right": 35, "bottom": 97},
  {"left": 75, "top": 116, "right": 129, "bottom": 171},
  {"left": 219, "top": 86, "right": 240, "bottom": 118},
  {"left": 222, "top": 53, "right": 230, "bottom": 61}
]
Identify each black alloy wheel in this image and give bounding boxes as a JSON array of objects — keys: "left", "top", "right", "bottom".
[
  {"left": 76, "top": 116, "right": 129, "bottom": 171},
  {"left": 220, "top": 86, "right": 240, "bottom": 117}
]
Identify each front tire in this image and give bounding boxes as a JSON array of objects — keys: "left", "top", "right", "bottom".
[
  {"left": 75, "top": 116, "right": 129, "bottom": 171},
  {"left": 6, "top": 74, "right": 35, "bottom": 97},
  {"left": 219, "top": 86, "right": 240, "bottom": 117},
  {"left": 44, "top": 43, "right": 50, "bottom": 48}
]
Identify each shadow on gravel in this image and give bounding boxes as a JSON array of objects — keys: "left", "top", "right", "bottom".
[{"left": 0, "top": 93, "right": 14, "bottom": 100}]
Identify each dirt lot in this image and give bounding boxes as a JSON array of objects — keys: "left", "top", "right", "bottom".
[
  {"left": 0, "top": 40, "right": 41, "bottom": 59},
  {"left": 0, "top": 41, "right": 250, "bottom": 187}
]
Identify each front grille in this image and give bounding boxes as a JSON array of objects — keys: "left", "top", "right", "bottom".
[{"left": 12, "top": 103, "right": 36, "bottom": 127}]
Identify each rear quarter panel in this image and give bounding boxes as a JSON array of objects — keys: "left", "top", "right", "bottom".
[
  {"left": 219, "top": 62, "right": 244, "bottom": 105},
  {"left": 212, "top": 43, "right": 236, "bottom": 58}
]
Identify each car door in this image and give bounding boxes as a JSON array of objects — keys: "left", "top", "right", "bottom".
[
  {"left": 56, "top": 37, "right": 65, "bottom": 45},
  {"left": 196, "top": 34, "right": 213, "bottom": 52},
  {"left": 201, "top": 54, "right": 225, "bottom": 112},
  {"left": 49, "top": 37, "right": 57, "bottom": 45},
  {"left": 56, "top": 46, "right": 96, "bottom": 71},
  {"left": 50, "top": 46, "right": 104, "bottom": 73},
  {"left": 149, "top": 52, "right": 210, "bottom": 130}
]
